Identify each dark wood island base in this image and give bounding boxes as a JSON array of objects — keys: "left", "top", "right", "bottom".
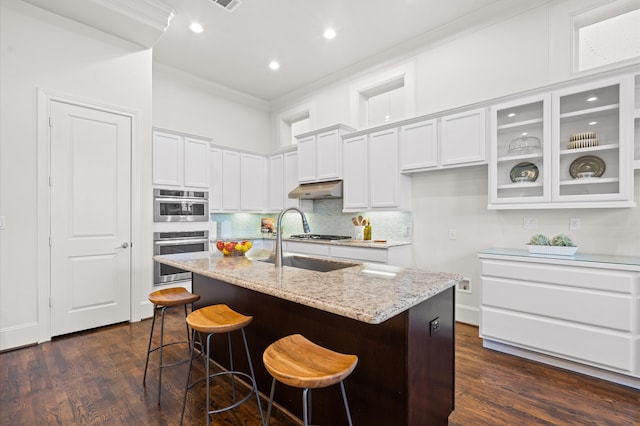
[{"left": 193, "top": 273, "right": 455, "bottom": 426}]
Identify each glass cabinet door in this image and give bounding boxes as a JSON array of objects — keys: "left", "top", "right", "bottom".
[
  {"left": 552, "top": 75, "right": 634, "bottom": 203},
  {"left": 489, "top": 94, "right": 551, "bottom": 206}
]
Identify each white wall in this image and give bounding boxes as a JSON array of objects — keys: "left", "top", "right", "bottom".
[
  {"left": 268, "top": 0, "right": 640, "bottom": 324},
  {"left": 0, "top": 0, "right": 153, "bottom": 350},
  {"left": 153, "top": 64, "right": 271, "bottom": 153}
]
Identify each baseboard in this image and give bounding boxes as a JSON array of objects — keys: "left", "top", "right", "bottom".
[
  {"left": 455, "top": 304, "right": 479, "bottom": 326},
  {"left": 483, "top": 339, "right": 640, "bottom": 390},
  {"left": 1, "top": 322, "right": 39, "bottom": 352}
]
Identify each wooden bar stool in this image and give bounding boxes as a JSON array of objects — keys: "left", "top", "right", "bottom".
[
  {"left": 180, "top": 304, "right": 264, "bottom": 426},
  {"left": 262, "top": 334, "right": 358, "bottom": 426},
  {"left": 143, "top": 287, "right": 200, "bottom": 405}
]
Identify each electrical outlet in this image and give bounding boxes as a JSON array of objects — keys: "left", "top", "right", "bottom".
[
  {"left": 429, "top": 317, "right": 440, "bottom": 335},
  {"left": 401, "top": 225, "right": 409, "bottom": 237},
  {"left": 448, "top": 229, "right": 457, "bottom": 240},
  {"left": 523, "top": 217, "right": 538, "bottom": 230},
  {"left": 570, "top": 218, "right": 581, "bottom": 231}
]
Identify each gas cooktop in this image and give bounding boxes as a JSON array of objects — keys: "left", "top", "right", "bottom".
[{"left": 290, "top": 234, "right": 352, "bottom": 241}]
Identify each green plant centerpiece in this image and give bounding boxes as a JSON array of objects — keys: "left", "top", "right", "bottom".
[
  {"left": 526, "top": 233, "right": 577, "bottom": 255},
  {"left": 550, "top": 233, "right": 576, "bottom": 247},
  {"left": 528, "top": 234, "right": 550, "bottom": 246}
]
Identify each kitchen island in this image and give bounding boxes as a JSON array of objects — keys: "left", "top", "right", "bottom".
[{"left": 154, "top": 250, "right": 461, "bottom": 425}]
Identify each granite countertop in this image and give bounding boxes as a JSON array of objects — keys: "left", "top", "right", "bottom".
[
  {"left": 154, "top": 250, "right": 460, "bottom": 324},
  {"left": 216, "top": 234, "right": 412, "bottom": 249}
]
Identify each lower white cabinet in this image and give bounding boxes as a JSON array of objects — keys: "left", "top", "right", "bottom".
[
  {"left": 282, "top": 241, "right": 412, "bottom": 268},
  {"left": 479, "top": 249, "right": 640, "bottom": 388}
]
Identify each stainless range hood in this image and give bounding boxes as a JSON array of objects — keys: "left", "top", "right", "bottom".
[{"left": 288, "top": 180, "right": 343, "bottom": 200}]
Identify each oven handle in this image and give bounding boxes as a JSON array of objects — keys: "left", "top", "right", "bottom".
[
  {"left": 155, "top": 197, "right": 207, "bottom": 203},
  {"left": 155, "top": 238, "right": 209, "bottom": 246}
]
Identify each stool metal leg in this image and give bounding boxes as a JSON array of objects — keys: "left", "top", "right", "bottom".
[
  {"left": 302, "top": 388, "right": 310, "bottom": 426},
  {"left": 340, "top": 381, "right": 353, "bottom": 426},
  {"left": 228, "top": 332, "right": 236, "bottom": 400},
  {"left": 142, "top": 304, "right": 158, "bottom": 387},
  {"left": 180, "top": 327, "right": 198, "bottom": 426},
  {"left": 157, "top": 305, "right": 168, "bottom": 404},
  {"left": 241, "top": 328, "right": 264, "bottom": 425},
  {"left": 265, "top": 378, "right": 277, "bottom": 425}
]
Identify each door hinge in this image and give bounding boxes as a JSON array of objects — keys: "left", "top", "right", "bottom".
[
  {"left": 49, "top": 117, "right": 53, "bottom": 127},
  {"left": 48, "top": 176, "right": 52, "bottom": 187},
  {"left": 49, "top": 236, "right": 52, "bottom": 247},
  {"left": 49, "top": 296, "right": 52, "bottom": 308}
]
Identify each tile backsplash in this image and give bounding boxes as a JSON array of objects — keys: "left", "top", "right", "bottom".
[{"left": 211, "top": 199, "right": 412, "bottom": 241}]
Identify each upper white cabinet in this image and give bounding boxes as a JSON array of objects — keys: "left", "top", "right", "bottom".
[
  {"left": 153, "top": 129, "right": 209, "bottom": 189},
  {"left": 399, "top": 108, "right": 486, "bottom": 173},
  {"left": 634, "top": 73, "right": 640, "bottom": 170},
  {"left": 440, "top": 108, "right": 487, "bottom": 166},
  {"left": 489, "top": 94, "right": 552, "bottom": 206},
  {"left": 269, "top": 150, "right": 312, "bottom": 212},
  {"left": 240, "top": 153, "right": 266, "bottom": 212},
  {"left": 489, "top": 74, "right": 635, "bottom": 209},
  {"left": 343, "top": 128, "right": 411, "bottom": 212},
  {"left": 399, "top": 119, "right": 438, "bottom": 171},
  {"left": 210, "top": 148, "right": 267, "bottom": 212},
  {"left": 296, "top": 124, "right": 355, "bottom": 183}
]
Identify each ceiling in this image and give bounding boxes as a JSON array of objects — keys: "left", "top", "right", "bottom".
[
  {"left": 23, "top": 0, "right": 551, "bottom": 102},
  {"left": 152, "top": 0, "right": 550, "bottom": 102}
]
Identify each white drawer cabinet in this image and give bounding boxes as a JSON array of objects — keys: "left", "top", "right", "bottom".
[{"left": 478, "top": 249, "right": 640, "bottom": 389}]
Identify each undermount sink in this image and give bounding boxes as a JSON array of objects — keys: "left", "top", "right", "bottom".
[{"left": 259, "top": 255, "right": 357, "bottom": 272}]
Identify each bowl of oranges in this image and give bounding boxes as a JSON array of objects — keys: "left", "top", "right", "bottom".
[{"left": 215, "top": 240, "right": 253, "bottom": 256}]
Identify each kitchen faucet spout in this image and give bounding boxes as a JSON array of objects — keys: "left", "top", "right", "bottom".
[{"left": 275, "top": 207, "right": 310, "bottom": 268}]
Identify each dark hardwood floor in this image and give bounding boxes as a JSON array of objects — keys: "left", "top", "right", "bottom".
[{"left": 1, "top": 310, "right": 638, "bottom": 425}]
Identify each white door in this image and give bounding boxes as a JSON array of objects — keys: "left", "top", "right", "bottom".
[{"left": 50, "top": 100, "right": 132, "bottom": 336}]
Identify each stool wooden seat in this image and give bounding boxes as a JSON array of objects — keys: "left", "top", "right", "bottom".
[
  {"left": 143, "top": 287, "right": 200, "bottom": 405},
  {"left": 181, "top": 304, "right": 263, "bottom": 426},
  {"left": 263, "top": 334, "right": 358, "bottom": 425}
]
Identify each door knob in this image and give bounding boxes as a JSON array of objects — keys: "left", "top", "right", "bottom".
[{"left": 116, "top": 242, "right": 129, "bottom": 249}]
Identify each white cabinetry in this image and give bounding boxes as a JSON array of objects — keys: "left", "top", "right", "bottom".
[
  {"left": 269, "top": 150, "right": 312, "bottom": 212},
  {"left": 399, "top": 108, "right": 486, "bottom": 173},
  {"left": 153, "top": 129, "right": 209, "bottom": 188},
  {"left": 489, "top": 75, "right": 635, "bottom": 209},
  {"left": 296, "top": 124, "right": 355, "bottom": 183},
  {"left": 479, "top": 249, "right": 640, "bottom": 389},
  {"left": 240, "top": 153, "right": 266, "bottom": 212},
  {"left": 282, "top": 241, "right": 412, "bottom": 268},
  {"left": 634, "top": 73, "right": 640, "bottom": 169},
  {"left": 343, "top": 129, "right": 411, "bottom": 212},
  {"left": 399, "top": 119, "right": 438, "bottom": 171},
  {"left": 440, "top": 108, "right": 486, "bottom": 166},
  {"left": 210, "top": 148, "right": 267, "bottom": 212}
]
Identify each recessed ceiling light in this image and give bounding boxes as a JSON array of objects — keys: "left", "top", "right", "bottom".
[
  {"left": 323, "top": 28, "right": 336, "bottom": 40},
  {"left": 521, "top": 132, "right": 528, "bottom": 136},
  {"left": 587, "top": 96, "right": 598, "bottom": 102},
  {"left": 507, "top": 112, "right": 516, "bottom": 117},
  {"left": 189, "top": 22, "right": 204, "bottom": 33},
  {"left": 269, "top": 60, "right": 280, "bottom": 71},
  {"left": 588, "top": 121, "right": 597, "bottom": 125}
]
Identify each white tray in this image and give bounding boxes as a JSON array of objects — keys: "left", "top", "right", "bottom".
[{"left": 527, "top": 245, "right": 578, "bottom": 256}]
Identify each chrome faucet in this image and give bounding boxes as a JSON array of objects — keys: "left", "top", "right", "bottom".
[{"left": 275, "top": 207, "right": 310, "bottom": 268}]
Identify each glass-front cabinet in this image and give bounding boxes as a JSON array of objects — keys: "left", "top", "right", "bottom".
[
  {"left": 489, "top": 94, "right": 551, "bottom": 206},
  {"left": 489, "top": 74, "right": 635, "bottom": 209}
]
